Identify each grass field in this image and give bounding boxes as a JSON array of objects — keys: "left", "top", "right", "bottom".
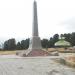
[
  {"left": 0, "top": 50, "right": 16, "bottom": 55},
  {"left": 0, "top": 47, "right": 75, "bottom": 55}
]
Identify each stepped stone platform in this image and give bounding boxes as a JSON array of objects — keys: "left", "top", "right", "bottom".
[
  {"left": 17, "top": 50, "right": 50, "bottom": 57},
  {"left": 27, "top": 49, "right": 50, "bottom": 56},
  {"left": 17, "top": 49, "right": 59, "bottom": 57},
  {"left": 0, "top": 55, "right": 75, "bottom": 75}
]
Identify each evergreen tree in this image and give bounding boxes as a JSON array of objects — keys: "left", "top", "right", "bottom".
[
  {"left": 16, "top": 42, "right": 21, "bottom": 50},
  {"left": 3, "top": 38, "right": 16, "bottom": 50},
  {"left": 41, "top": 39, "right": 48, "bottom": 48}
]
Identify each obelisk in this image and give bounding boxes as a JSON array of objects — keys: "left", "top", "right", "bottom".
[
  {"left": 29, "top": 0, "right": 42, "bottom": 50},
  {"left": 17, "top": 0, "right": 50, "bottom": 56}
]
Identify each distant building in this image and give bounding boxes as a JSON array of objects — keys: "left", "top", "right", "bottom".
[{"left": 55, "top": 37, "right": 71, "bottom": 47}]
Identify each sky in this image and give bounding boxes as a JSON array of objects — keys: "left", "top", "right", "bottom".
[{"left": 0, "top": 0, "right": 75, "bottom": 43}]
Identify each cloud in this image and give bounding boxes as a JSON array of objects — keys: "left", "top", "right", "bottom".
[{"left": 61, "top": 17, "right": 75, "bottom": 32}]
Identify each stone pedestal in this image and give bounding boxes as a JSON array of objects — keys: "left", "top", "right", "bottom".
[{"left": 29, "top": 36, "right": 42, "bottom": 50}]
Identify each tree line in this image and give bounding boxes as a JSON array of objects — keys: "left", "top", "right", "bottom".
[
  {"left": 3, "top": 38, "right": 29, "bottom": 50},
  {"left": 2, "top": 32, "right": 75, "bottom": 50}
]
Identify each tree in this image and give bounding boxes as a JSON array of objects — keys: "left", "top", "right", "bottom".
[
  {"left": 3, "top": 38, "right": 16, "bottom": 50},
  {"left": 21, "top": 40, "right": 26, "bottom": 49},
  {"left": 16, "top": 42, "right": 21, "bottom": 50},
  {"left": 63, "top": 33, "right": 71, "bottom": 42},
  {"left": 70, "top": 32, "right": 75, "bottom": 46},
  {"left": 24, "top": 39, "right": 29, "bottom": 49},
  {"left": 48, "top": 37, "right": 54, "bottom": 47},
  {"left": 63, "top": 33, "right": 75, "bottom": 46},
  {"left": 53, "top": 34, "right": 59, "bottom": 42},
  {"left": 41, "top": 39, "right": 48, "bottom": 48},
  {"left": 3, "top": 41, "right": 9, "bottom": 50},
  {"left": 20, "top": 38, "right": 29, "bottom": 50},
  {"left": 48, "top": 34, "right": 59, "bottom": 48}
]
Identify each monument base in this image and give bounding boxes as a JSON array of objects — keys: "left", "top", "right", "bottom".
[
  {"left": 16, "top": 49, "right": 50, "bottom": 57},
  {"left": 16, "top": 49, "right": 59, "bottom": 57},
  {"left": 27, "top": 49, "right": 50, "bottom": 56}
]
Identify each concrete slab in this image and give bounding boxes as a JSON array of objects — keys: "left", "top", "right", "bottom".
[{"left": 0, "top": 55, "right": 75, "bottom": 75}]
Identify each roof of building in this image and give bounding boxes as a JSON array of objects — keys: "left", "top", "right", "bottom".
[{"left": 55, "top": 37, "right": 71, "bottom": 47}]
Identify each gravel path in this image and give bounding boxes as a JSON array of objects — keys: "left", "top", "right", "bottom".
[{"left": 0, "top": 55, "right": 75, "bottom": 75}]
